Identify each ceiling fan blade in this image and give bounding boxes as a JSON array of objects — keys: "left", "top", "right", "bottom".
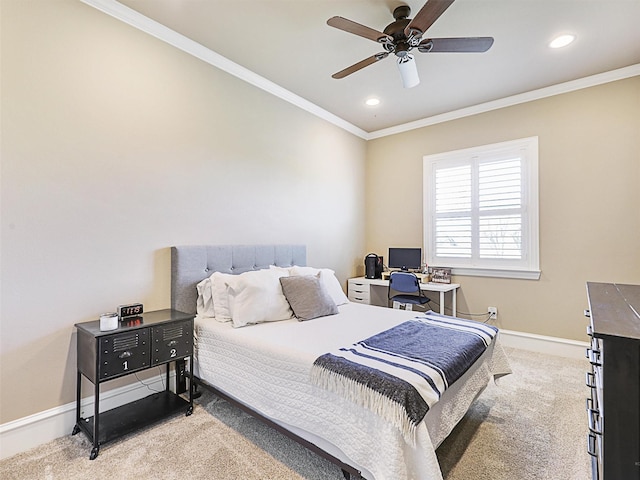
[
  {"left": 327, "top": 16, "right": 392, "bottom": 43},
  {"left": 332, "top": 52, "right": 390, "bottom": 79},
  {"left": 418, "top": 37, "right": 494, "bottom": 53},
  {"left": 405, "top": 0, "right": 455, "bottom": 36}
]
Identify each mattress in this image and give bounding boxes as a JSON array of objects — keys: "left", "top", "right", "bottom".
[{"left": 194, "top": 302, "right": 511, "bottom": 480}]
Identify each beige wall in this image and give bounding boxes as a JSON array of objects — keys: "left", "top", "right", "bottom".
[
  {"left": 366, "top": 77, "right": 640, "bottom": 341},
  {"left": 0, "top": 0, "right": 366, "bottom": 423}
]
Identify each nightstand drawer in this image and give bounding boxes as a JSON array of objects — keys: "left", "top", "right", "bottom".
[
  {"left": 151, "top": 319, "right": 193, "bottom": 364},
  {"left": 99, "top": 329, "right": 150, "bottom": 379}
]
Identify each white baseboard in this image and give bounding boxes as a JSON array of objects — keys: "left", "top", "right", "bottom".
[
  {"left": 499, "top": 329, "right": 588, "bottom": 360},
  {"left": 0, "top": 330, "right": 588, "bottom": 460},
  {"left": 0, "top": 374, "right": 169, "bottom": 460}
]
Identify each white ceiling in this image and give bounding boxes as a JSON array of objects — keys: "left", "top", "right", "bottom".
[{"left": 104, "top": 0, "right": 640, "bottom": 134}]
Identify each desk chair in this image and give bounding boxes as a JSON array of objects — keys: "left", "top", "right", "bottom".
[{"left": 388, "top": 272, "right": 431, "bottom": 311}]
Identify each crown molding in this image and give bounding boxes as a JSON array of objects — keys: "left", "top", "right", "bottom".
[{"left": 368, "top": 64, "right": 640, "bottom": 139}]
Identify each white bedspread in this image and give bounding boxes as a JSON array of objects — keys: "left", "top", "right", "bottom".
[{"left": 195, "top": 302, "right": 511, "bottom": 480}]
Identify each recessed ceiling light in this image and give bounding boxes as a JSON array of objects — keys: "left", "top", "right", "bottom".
[
  {"left": 549, "top": 34, "right": 576, "bottom": 49},
  {"left": 365, "top": 97, "right": 380, "bottom": 106}
]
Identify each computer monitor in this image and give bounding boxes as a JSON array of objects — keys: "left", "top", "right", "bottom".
[{"left": 388, "top": 248, "right": 422, "bottom": 271}]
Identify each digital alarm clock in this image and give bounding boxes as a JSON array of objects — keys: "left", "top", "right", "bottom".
[{"left": 117, "top": 303, "right": 143, "bottom": 319}]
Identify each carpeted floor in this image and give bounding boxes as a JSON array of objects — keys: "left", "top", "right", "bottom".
[
  {"left": 0, "top": 347, "right": 590, "bottom": 480},
  {"left": 437, "top": 347, "right": 590, "bottom": 480}
]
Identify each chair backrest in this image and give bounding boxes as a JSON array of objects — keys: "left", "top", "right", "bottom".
[{"left": 388, "top": 272, "right": 420, "bottom": 295}]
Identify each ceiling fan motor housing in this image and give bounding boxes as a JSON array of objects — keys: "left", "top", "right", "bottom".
[
  {"left": 383, "top": 17, "right": 411, "bottom": 39},
  {"left": 383, "top": 5, "right": 420, "bottom": 57}
]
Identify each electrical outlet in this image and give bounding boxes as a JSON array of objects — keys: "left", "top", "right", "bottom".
[{"left": 488, "top": 307, "right": 498, "bottom": 321}]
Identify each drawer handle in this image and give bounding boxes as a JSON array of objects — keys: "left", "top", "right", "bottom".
[
  {"left": 586, "top": 397, "right": 595, "bottom": 410},
  {"left": 584, "top": 309, "right": 591, "bottom": 318},
  {"left": 586, "top": 372, "right": 597, "bottom": 389},
  {"left": 586, "top": 325, "right": 593, "bottom": 336},
  {"left": 586, "top": 398, "right": 602, "bottom": 435},
  {"left": 586, "top": 348, "right": 601, "bottom": 367},
  {"left": 587, "top": 433, "right": 599, "bottom": 457},
  {"left": 118, "top": 351, "right": 132, "bottom": 359}
]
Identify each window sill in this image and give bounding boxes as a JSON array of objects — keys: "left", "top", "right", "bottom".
[{"left": 450, "top": 267, "right": 541, "bottom": 280}]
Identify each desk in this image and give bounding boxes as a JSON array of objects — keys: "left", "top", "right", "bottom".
[{"left": 348, "top": 277, "right": 460, "bottom": 317}]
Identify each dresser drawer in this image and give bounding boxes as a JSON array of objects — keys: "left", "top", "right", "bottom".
[
  {"left": 99, "top": 328, "right": 150, "bottom": 380},
  {"left": 151, "top": 319, "right": 193, "bottom": 364},
  {"left": 348, "top": 280, "right": 371, "bottom": 304}
]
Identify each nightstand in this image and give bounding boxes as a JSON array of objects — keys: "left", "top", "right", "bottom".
[{"left": 72, "top": 309, "right": 194, "bottom": 459}]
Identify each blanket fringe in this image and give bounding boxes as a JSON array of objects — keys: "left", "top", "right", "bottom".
[{"left": 310, "top": 365, "right": 418, "bottom": 445}]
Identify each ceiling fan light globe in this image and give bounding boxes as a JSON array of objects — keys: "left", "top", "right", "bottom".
[{"left": 397, "top": 55, "right": 420, "bottom": 88}]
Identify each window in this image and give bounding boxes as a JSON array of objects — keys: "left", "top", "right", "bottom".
[{"left": 423, "top": 137, "right": 540, "bottom": 279}]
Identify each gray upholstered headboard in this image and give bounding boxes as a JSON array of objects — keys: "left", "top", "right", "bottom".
[{"left": 171, "top": 244, "right": 306, "bottom": 315}]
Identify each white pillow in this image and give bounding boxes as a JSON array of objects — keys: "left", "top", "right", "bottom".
[
  {"left": 196, "top": 277, "right": 215, "bottom": 318},
  {"left": 211, "top": 272, "right": 234, "bottom": 322},
  {"left": 196, "top": 278, "right": 206, "bottom": 315},
  {"left": 269, "top": 265, "right": 293, "bottom": 275},
  {"left": 225, "top": 269, "right": 294, "bottom": 328},
  {"left": 289, "top": 266, "right": 349, "bottom": 305}
]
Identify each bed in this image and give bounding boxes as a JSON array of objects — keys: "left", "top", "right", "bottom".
[{"left": 171, "top": 244, "right": 511, "bottom": 480}]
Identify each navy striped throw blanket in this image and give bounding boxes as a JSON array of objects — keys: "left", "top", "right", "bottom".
[{"left": 310, "top": 311, "right": 498, "bottom": 442}]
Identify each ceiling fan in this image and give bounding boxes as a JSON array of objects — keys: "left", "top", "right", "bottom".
[{"left": 327, "top": 0, "right": 494, "bottom": 88}]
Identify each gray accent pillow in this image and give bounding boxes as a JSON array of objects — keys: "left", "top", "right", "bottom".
[{"left": 279, "top": 275, "right": 339, "bottom": 321}]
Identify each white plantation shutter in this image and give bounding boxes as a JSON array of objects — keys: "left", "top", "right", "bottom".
[
  {"left": 478, "top": 158, "right": 522, "bottom": 260},
  {"left": 424, "top": 137, "right": 540, "bottom": 279},
  {"left": 435, "top": 165, "right": 472, "bottom": 258}
]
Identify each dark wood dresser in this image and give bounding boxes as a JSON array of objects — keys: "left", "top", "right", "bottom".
[{"left": 585, "top": 282, "right": 640, "bottom": 480}]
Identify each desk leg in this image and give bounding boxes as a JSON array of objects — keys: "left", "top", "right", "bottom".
[
  {"left": 439, "top": 292, "right": 445, "bottom": 315},
  {"left": 452, "top": 290, "right": 457, "bottom": 317}
]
